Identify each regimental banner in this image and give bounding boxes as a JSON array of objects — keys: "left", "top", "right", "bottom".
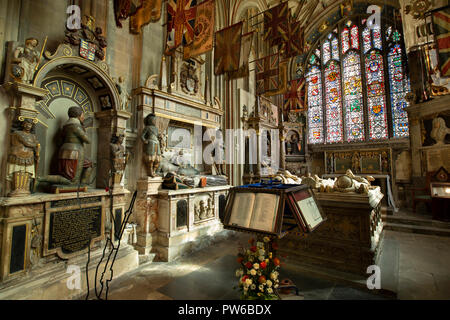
[
  {"left": 130, "top": 0, "right": 163, "bottom": 34},
  {"left": 228, "top": 31, "right": 254, "bottom": 79},
  {"left": 184, "top": 0, "right": 215, "bottom": 59},
  {"left": 166, "top": 0, "right": 198, "bottom": 53},
  {"left": 265, "top": 60, "right": 288, "bottom": 97},
  {"left": 214, "top": 22, "right": 243, "bottom": 75},
  {"left": 284, "top": 78, "right": 306, "bottom": 114},
  {"left": 282, "top": 20, "right": 304, "bottom": 59},
  {"left": 114, "top": 0, "right": 134, "bottom": 27},
  {"left": 264, "top": 2, "right": 290, "bottom": 47},
  {"left": 255, "top": 53, "right": 280, "bottom": 95},
  {"left": 432, "top": 6, "right": 450, "bottom": 77},
  {"left": 80, "top": 39, "right": 96, "bottom": 61}
]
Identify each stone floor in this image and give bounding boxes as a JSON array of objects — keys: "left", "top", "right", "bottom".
[{"left": 103, "top": 230, "right": 450, "bottom": 300}]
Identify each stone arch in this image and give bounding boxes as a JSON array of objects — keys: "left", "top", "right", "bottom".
[{"left": 33, "top": 56, "right": 121, "bottom": 112}]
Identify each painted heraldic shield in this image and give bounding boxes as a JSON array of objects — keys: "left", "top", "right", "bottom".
[{"left": 80, "top": 40, "right": 96, "bottom": 61}]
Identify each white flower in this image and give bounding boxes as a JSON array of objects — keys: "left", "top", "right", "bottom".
[
  {"left": 267, "top": 288, "right": 273, "bottom": 294},
  {"left": 250, "top": 269, "right": 257, "bottom": 276},
  {"left": 259, "top": 285, "right": 264, "bottom": 291},
  {"left": 257, "top": 241, "right": 264, "bottom": 248},
  {"left": 270, "top": 272, "right": 278, "bottom": 280},
  {"left": 243, "top": 286, "right": 248, "bottom": 292},
  {"left": 253, "top": 263, "right": 259, "bottom": 270},
  {"left": 245, "top": 278, "right": 252, "bottom": 286},
  {"left": 236, "top": 269, "right": 243, "bottom": 277},
  {"left": 258, "top": 255, "right": 265, "bottom": 262},
  {"left": 249, "top": 256, "right": 254, "bottom": 262},
  {"left": 257, "top": 271, "right": 262, "bottom": 276},
  {"left": 274, "top": 284, "right": 279, "bottom": 288},
  {"left": 251, "top": 284, "right": 256, "bottom": 290},
  {"left": 246, "top": 250, "right": 251, "bottom": 255},
  {"left": 266, "top": 280, "right": 273, "bottom": 287},
  {"left": 263, "top": 236, "right": 270, "bottom": 243},
  {"left": 259, "top": 249, "right": 265, "bottom": 255}
]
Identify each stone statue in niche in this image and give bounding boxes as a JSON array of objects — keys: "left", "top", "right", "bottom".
[
  {"left": 142, "top": 114, "right": 161, "bottom": 177},
  {"left": 430, "top": 117, "right": 450, "bottom": 146},
  {"left": 351, "top": 152, "right": 361, "bottom": 173},
  {"left": 206, "top": 197, "right": 214, "bottom": 218},
  {"left": 7, "top": 119, "right": 40, "bottom": 197},
  {"left": 110, "top": 134, "right": 129, "bottom": 186},
  {"left": 38, "top": 106, "right": 93, "bottom": 189},
  {"left": 11, "top": 38, "right": 41, "bottom": 84},
  {"left": 116, "top": 76, "right": 132, "bottom": 111},
  {"left": 381, "top": 151, "right": 390, "bottom": 173},
  {"left": 286, "top": 131, "right": 301, "bottom": 155}
]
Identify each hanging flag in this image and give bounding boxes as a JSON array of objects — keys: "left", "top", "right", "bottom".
[
  {"left": 264, "top": 2, "right": 290, "bottom": 47},
  {"left": 281, "top": 20, "right": 304, "bottom": 59},
  {"left": 115, "top": 0, "right": 134, "bottom": 28},
  {"left": 283, "top": 78, "right": 306, "bottom": 115},
  {"left": 214, "top": 22, "right": 243, "bottom": 75},
  {"left": 432, "top": 6, "right": 450, "bottom": 77},
  {"left": 255, "top": 53, "right": 280, "bottom": 95},
  {"left": 265, "top": 60, "right": 288, "bottom": 97},
  {"left": 166, "top": 0, "right": 198, "bottom": 53},
  {"left": 228, "top": 31, "right": 254, "bottom": 79},
  {"left": 184, "top": 0, "right": 215, "bottom": 59},
  {"left": 130, "top": 0, "right": 163, "bottom": 34}
]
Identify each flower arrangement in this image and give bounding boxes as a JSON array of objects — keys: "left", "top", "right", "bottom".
[{"left": 235, "top": 236, "right": 281, "bottom": 300}]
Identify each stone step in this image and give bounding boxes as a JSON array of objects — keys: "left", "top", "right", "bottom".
[
  {"left": 384, "top": 222, "right": 450, "bottom": 238},
  {"left": 382, "top": 214, "right": 450, "bottom": 230}
]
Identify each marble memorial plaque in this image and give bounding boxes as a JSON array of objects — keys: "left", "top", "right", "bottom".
[{"left": 47, "top": 207, "right": 102, "bottom": 257}]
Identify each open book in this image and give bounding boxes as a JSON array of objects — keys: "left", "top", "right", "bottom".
[{"left": 228, "top": 192, "right": 280, "bottom": 233}]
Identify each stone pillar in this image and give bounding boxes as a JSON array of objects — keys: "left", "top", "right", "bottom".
[
  {"left": 409, "top": 117, "right": 422, "bottom": 177},
  {"left": 134, "top": 177, "right": 162, "bottom": 255},
  {"left": 95, "top": 109, "right": 131, "bottom": 190}
]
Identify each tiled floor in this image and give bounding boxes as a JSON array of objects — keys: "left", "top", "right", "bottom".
[{"left": 105, "top": 230, "right": 450, "bottom": 300}]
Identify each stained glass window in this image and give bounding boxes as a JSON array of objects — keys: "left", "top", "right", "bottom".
[
  {"left": 307, "top": 66, "right": 324, "bottom": 144},
  {"left": 322, "top": 40, "right": 331, "bottom": 65},
  {"left": 365, "top": 50, "right": 388, "bottom": 140},
  {"left": 343, "top": 52, "right": 365, "bottom": 141},
  {"left": 307, "top": 18, "right": 410, "bottom": 145},
  {"left": 351, "top": 25, "right": 359, "bottom": 50},
  {"left": 325, "top": 61, "right": 344, "bottom": 143},
  {"left": 342, "top": 27, "right": 350, "bottom": 54},
  {"left": 388, "top": 44, "right": 410, "bottom": 137}
]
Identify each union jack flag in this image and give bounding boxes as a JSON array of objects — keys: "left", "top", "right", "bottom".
[
  {"left": 263, "top": 2, "right": 289, "bottom": 47},
  {"left": 166, "top": 0, "right": 197, "bottom": 53},
  {"left": 432, "top": 6, "right": 450, "bottom": 77},
  {"left": 284, "top": 78, "right": 306, "bottom": 114},
  {"left": 255, "top": 53, "right": 279, "bottom": 95}
]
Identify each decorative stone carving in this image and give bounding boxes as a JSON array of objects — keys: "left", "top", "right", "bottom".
[
  {"left": 110, "top": 134, "right": 128, "bottom": 188},
  {"left": 141, "top": 114, "right": 161, "bottom": 177},
  {"left": 11, "top": 38, "right": 42, "bottom": 84},
  {"left": 64, "top": 15, "right": 107, "bottom": 61},
  {"left": 7, "top": 119, "right": 40, "bottom": 197},
  {"left": 194, "top": 195, "right": 215, "bottom": 222},
  {"left": 38, "top": 106, "right": 93, "bottom": 191},
  {"left": 430, "top": 117, "right": 450, "bottom": 146},
  {"left": 115, "top": 76, "right": 131, "bottom": 111}
]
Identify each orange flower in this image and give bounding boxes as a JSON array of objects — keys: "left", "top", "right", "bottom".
[
  {"left": 260, "top": 261, "right": 267, "bottom": 269},
  {"left": 237, "top": 257, "right": 244, "bottom": 264},
  {"left": 258, "top": 275, "right": 266, "bottom": 284},
  {"left": 241, "top": 275, "right": 249, "bottom": 283},
  {"left": 273, "top": 257, "right": 281, "bottom": 266}
]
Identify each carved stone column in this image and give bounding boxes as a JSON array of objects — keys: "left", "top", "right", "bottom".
[{"left": 95, "top": 109, "right": 132, "bottom": 189}]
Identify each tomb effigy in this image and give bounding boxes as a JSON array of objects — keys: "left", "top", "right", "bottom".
[
  {"left": 279, "top": 170, "right": 384, "bottom": 275},
  {"left": 0, "top": 18, "right": 138, "bottom": 299}
]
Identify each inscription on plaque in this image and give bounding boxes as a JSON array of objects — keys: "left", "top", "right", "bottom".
[
  {"left": 48, "top": 207, "right": 102, "bottom": 255},
  {"left": 51, "top": 196, "right": 102, "bottom": 208}
]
